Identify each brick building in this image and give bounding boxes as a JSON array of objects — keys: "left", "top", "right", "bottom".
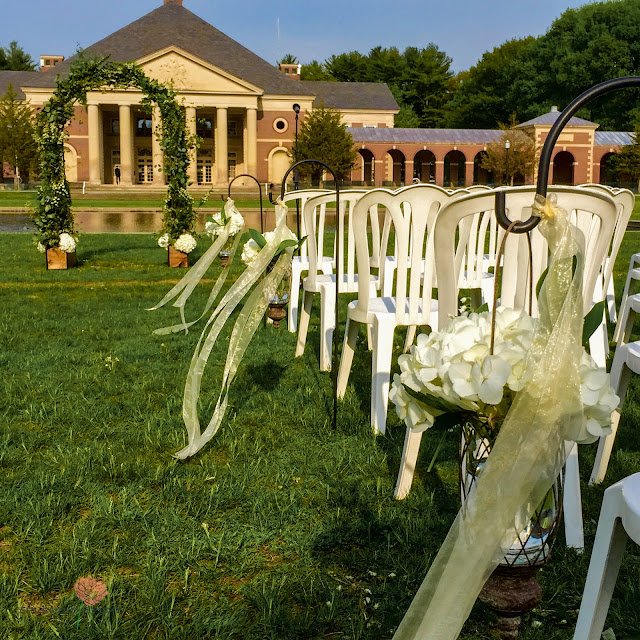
[{"left": 0, "top": 0, "right": 633, "bottom": 189}]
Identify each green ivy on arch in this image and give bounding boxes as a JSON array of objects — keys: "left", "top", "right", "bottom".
[{"left": 32, "top": 56, "right": 196, "bottom": 249}]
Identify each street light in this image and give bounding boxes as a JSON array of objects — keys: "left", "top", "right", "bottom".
[{"left": 504, "top": 139, "right": 511, "bottom": 187}]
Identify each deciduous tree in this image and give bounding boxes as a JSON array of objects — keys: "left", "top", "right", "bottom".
[
  {"left": 0, "top": 84, "right": 39, "bottom": 188},
  {"left": 480, "top": 122, "right": 537, "bottom": 186},
  {"left": 613, "top": 120, "right": 640, "bottom": 191}
]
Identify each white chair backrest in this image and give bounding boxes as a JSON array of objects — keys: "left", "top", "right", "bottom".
[
  {"left": 301, "top": 190, "right": 367, "bottom": 291},
  {"left": 435, "top": 187, "right": 618, "bottom": 328},
  {"left": 351, "top": 185, "right": 453, "bottom": 326},
  {"left": 282, "top": 189, "right": 331, "bottom": 260},
  {"left": 604, "top": 189, "right": 634, "bottom": 293}
]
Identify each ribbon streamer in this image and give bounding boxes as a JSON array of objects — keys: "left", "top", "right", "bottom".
[
  {"left": 173, "top": 201, "right": 295, "bottom": 459},
  {"left": 149, "top": 198, "right": 242, "bottom": 335},
  {"left": 394, "top": 195, "right": 587, "bottom": 640}
]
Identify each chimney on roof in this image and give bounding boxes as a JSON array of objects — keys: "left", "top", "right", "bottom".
[
  {"left": 279, "top": 63, "right": 301, "bottom": 81},
  {"left": 551, "top": 106, "right": 558, "bottom": 112},
  {"left": 40, "top": 55, "right": 64, "bottom": 72},
  {"left": 164, "top": 0, "right": 183, "bottom": 5}
]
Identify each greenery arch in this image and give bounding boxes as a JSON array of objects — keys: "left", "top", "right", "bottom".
[{"left": 32, "top": 57, "right": 196, "bottom": 249}]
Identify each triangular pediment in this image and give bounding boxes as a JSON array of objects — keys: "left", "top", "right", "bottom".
[{"left": 138, "top": 47, "right": 263, "bottom": 95}]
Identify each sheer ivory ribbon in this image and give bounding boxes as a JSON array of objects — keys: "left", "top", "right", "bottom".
[
  {"left": 393, "top": 194, "right": 587, "bottom": 640},
  {"left": 148, "top": 198, "right": 243, "bottom": 335},
  {"left": 174, "top": 201, "right": 294, "bottom": 459}
]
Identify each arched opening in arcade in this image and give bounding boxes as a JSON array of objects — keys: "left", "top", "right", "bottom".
[
  {"left": 473, "top": 151, "right": 494, "bottom": 186},
  {"left": 444, "top": 150, "right": 466, "bottom": 187},
  {"left": 356, "top": 149, "right": 375, "bottom": 186},
  {"left": 552, "top": 151, "right": 575, "bottom": 185},
  {"left": 413, "top": 150, "right": 436, "bottom": 183},
  {"left": 599, "top": 152, "right": 618, "bottom": 186},
  {"left": 386, "top": 149, "right": 406, "bottom": 186}
]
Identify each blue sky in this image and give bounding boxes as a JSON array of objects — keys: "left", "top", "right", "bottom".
[{"left": 2, "top": 0, "right": 589, "bottom": 72}]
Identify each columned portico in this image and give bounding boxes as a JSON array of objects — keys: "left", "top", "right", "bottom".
[
  {"left": 152, "top": 106, "right": 164, "bottom": 184},
  {"left": 119, "top": 104, "right": 134, "bottom": 185},
  {"left": 216, "top": 107, "right": 228, "bottom": 185},
  {"left": 185, "top": 106, "right": 198, "bottom": 185},
  {"left": 88, "top": 104, "right": 103, "bottom": 184}
]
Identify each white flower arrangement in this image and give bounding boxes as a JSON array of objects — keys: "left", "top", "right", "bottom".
[
  {"left": 174, "top": 233, "right": 197, "bottom": 254},
  {"left": 389, "top": 307, "right": 619, "bottom": 445},
  {"left": 158, "top": 234, "right": 170, "bottom": 249},
  {"left": 58, "top": 233, "right": 77, "bottom": 253},
  {"left": 205, "top": 209, "right": 245, "bottom": 239},
  {"left": 36, "top": 242, "right": 46, "bottom": 254}
]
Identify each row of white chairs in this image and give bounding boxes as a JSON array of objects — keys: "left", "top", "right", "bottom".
[{"left": 284, "top": 182, "right": 634, "bottom": 554}]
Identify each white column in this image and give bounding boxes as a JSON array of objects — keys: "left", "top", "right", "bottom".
[
  {"left": 88, "top": 104, "right": 103, "bottom": 184},
  {"left": 152, "top": 106, "right": 164, "bottom": 185},
  {"left": 216, "top": 107, "right": 228, "bottom": 185},
  {"left": 185, "top": 106, "right": 198, "bottom": 186},
  {"left": 246, "top": 107, "right": 257, "bottom": 178},
  {"left": 119, "top": 104, "right": 133, "bottom": 186}
]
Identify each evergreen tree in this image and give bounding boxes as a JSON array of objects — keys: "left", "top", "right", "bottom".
[
  {"left": 0, "top": 41, "right": 36, "bottom": 71},
  {"left": 300, "top": 60, "right": 334, "bottom": 82},
  {"left": 277, "top": 53, "right": 298, "bottom": 66},
  {"left": 294, "top": 105, "right": 357, "bottom": 181},
  {"left": 0, "top": 85, "right": 40, "bottom": 188}
]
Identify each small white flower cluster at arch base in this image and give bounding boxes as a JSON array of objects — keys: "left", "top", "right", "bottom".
[
  {"left": 157, "top": 233, "right": 197, "bottom": 253},
  {"left": 389, "top": 307, "right": 618, "bottom": 445},
  {"left": 58, "top": 233, "right": 77, "bottom": 253}
]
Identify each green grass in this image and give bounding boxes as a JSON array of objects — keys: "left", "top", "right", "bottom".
[
  {"left": 0, "top": 191, "right": 265, "bottom": 210},
  {"left": 0, "top": 232, "right": 639, "bottom": 639}
]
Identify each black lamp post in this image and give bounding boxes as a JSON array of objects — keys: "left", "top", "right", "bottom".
[
  {"left": 504, "top": 139, "right": 511, "bottom": 187},
  {"left": 292, "top": 103, "right": 301, "bottom": 240}
]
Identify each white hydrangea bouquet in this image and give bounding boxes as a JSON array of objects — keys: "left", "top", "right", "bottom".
[
  {"left": 204, "top": 201, "right": 245, "bottom": 265},
  {"left": 390, "top": 306, "right": 618, "bottom": 445},
  {"left": 158, "top": 232, "right": 197, "bottom": 254}
]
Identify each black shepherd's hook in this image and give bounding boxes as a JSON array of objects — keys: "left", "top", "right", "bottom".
[
  {"left": 277, "top": 159, "right": 341, "bottom": 430},
  {"left": 495, "top": 76, "right": 640, "bottom": 233},
  {"left": 228, "top": 174, "right": 264, "bottom": 234}
]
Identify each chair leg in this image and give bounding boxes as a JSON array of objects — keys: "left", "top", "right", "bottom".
[
  {"left": 573, "top": 494, "right": 628, "bottom": 640},
  {"left": 295, "top": 290, "right": 314, "bottom": 358},
  {"left": 613, "top": 264, "right": 638, "bottom": 343},
  {"left": 319, "top": 284, "right": 336, "bottom": 372},
  {"left": 394, "top": 428, "right": 424, "bottom": 499},
  {"left": 371, "top": 315, "right": 396, "bottom": 435},
  {"left": 288, "top": 261, "right": 303, "bottom": 333},
  {"left": 337, "top": 318, "right": 359, "bottom": 399},
  {"left": 590, "top": 411, "right": 621, "bottom": 485},
  {"left": 563, "top": 441, "right": 585, "bottom": 551},
  {"left": 606, "top": 277, "right": 617, "bottom": 324}
]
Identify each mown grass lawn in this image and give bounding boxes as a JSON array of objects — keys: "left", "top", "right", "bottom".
[{"left": 1, "top": 232, "right": 639, "bottom": 640}]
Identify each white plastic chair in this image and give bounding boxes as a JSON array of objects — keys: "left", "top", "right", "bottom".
[
  {"left": 579, "top": 186, "right": 634, "bottom": 325},
  {"left": 590, "top": 298, "right": 640, "bottom": 485},
  {"left": 336, "top": 185, "right": 454, "bottom": 435},
  {"left": 393, "top": 187, "right": 617, "bottom": 552},
  {"left": 613, "top": 253, "right": 640, "bottom": 344},
  {"left": 573, "top": 472, "right": 640, "bottom": 640},
  {"left": 282, "top": 188, "right": 332, "bottom": 333},
  {"left": 295, "top": 190, "right": 369, "bottom": 371}
]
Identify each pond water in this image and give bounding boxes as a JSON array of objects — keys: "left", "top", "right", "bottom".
[{"left": 0, "top": 210, "right": 310, "bottom": 234}]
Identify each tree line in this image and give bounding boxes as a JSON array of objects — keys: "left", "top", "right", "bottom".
[{"left": 284, "top": 0, "right": 640, "bottom": 132}]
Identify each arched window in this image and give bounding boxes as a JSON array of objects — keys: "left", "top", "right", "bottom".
[
  {"left": 357, "top": 149, "right": 375, "bottom": 186},
  {"left": 444, "top": 150, "right": 466, "bottom": 187},
  {"left": 386, "top": 149, "right": 406, "bottom": 186}
]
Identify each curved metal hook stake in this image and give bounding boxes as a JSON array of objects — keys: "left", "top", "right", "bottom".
[
  {"left": 495, "top": 75, "right": 640, "bottom": 232},
  {"left": 227, "top": 173, "right": 265, "bottom": 234},
  {"left": 278, "top": 159, "right": 341, "bottom": 430}
]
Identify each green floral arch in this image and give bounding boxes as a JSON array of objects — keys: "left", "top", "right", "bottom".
[{"left": 33, "top": 56, "right": 196, "bottom": 249}]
